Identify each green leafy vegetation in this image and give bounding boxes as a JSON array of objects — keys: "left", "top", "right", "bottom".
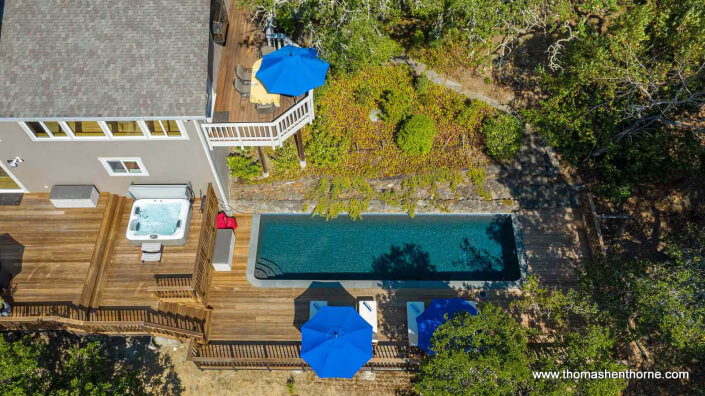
[
  {"left": 268, "top": 141, "right": 299, "bottom": 171},
  {"left": 416, "top": 304, "right": 531, "bottom": 396},
  {"left": 528, "top": 0, "right": 705, "bottom": 200},
  {"left": 0, "top": 336, "right": 148, "bottom": 396},
  {"left": 227, "top": 153, "right": 261, "bottom": 181},
  {"left": 379, "top": 88, "right": 412, "bottom": 125},
  {"left": 396, "top": 115, "right": 436, "bottom": 155},
  {"left": 481, "top": 112, "right": 523, "bottom": 161}
]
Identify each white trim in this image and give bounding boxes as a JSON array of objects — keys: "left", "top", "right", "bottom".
[
  {"left": 193, "top": 120, "right": 230, "bottom": 210},
  {"left": 4, "top": 115, "right": 206, "bottom": 122},
  {"left": 0, "top": 160, "right": 28, "bottom": 192},
  {"left": 98, "top": 157, "right": 150, "bottom": 177},
  {"left": 19, "top": 120, "right": 190, "bottom": 141}
]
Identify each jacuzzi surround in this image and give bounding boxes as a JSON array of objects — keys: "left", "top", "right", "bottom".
[
  {"left": 246, "top": 213, "right": 527, "bottom": 289},
  {"left": 126, "top": 198, "right": 192, "bottom": 246}
]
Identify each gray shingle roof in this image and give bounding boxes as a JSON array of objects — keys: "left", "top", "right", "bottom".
[{"left": 0, "top": 0, "right": 210, "bottom": 118}]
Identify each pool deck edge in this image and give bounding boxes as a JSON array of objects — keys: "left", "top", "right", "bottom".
[{"left": 245, "top": 212, "right": 527, "bottom": 290}]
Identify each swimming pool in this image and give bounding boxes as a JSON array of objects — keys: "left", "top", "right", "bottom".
[{"left": 246, "top": 213, "right": 527, "bottom": 288}]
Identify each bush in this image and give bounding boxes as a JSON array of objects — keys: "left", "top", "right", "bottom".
[
  {"left": 481, "top": 113, "right": 523, "bottom": 161},
  {"left": 414, "top": 75, "right": 429, "bottom": 93},
  {"left": 380, "top": 88, "right": 412, "bottom": 124},
  {"left": 456, "top": 100, "right": 489, "bottom": 132},
  {"left": 396, "top": 115, "right": 436, "bottom": 155},
  {"left": 306, "top": 129, "right": 349, "bottom": 168},
  {"left": 227, "top": 154, "right": 261, "bottom": 181},
  {"left": 270, "top": 141, "right": 299, "bottom": 171}
]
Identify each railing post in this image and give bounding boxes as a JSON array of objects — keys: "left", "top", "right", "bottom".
[{"left": 307, "top": 89, "right": 315, "bottom": 124}]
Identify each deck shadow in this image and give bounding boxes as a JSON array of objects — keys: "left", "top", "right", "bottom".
[
  {"left": 292, "top": 282, "right": 356, "bottom": 331},
  {"left": 0, "top": 234, "right": 24, "bottom": 293}
]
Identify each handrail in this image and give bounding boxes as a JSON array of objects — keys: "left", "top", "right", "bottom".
[{"left": 202, "top": 90, "right": 314, "bottom": 148}]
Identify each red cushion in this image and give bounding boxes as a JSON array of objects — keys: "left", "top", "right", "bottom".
[
  {"left": 216, "top": 212, "right": 228, "bottom": 229},
  {"left": 226, "top": 217, "right": 238, "bottom": 230}
]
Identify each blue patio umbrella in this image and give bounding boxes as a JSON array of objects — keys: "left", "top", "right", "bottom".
[
  {"left": 416, "top": 298, "right": 479, "bottom": 353},
  {"left": 255, "top": 45, "right": 330, "bottom": 97},
  {"left": 301, "top": 306, "right": 373, "bottom": 378}
]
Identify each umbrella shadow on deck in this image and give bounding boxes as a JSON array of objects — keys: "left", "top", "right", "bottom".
[{"left": 292, "top": 282, "right": 356, "bottom": 331}]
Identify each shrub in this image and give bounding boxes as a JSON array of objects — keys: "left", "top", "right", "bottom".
[
  {"left": 380, "top": 88, "right": 412, "bottom": 124},
  {"left": 456, "top": 100, "right": 490, "bottom": 132},
  {"left": 414, "top": 74, "right": 429, "bottom": 93},
  {"left": 227, "top": 154, "right": 261, "bottom": 181},
  {"left": 412, "top": 30, "right": 425, "bottom": 47},
  {"left": 270, "top": 141, "right": 299, "bottom": 171},
  {"left": 481, "top": 113, "right": 523, "bottom": 161},
  {"left": 306, "top": 129, "right": 349, "bottom": 168},
  {"left": 396, "top": 115, "right": 436, "bottom": 155}
]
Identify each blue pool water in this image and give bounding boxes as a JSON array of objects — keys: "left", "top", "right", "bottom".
[
  {"left": 134, "top": 202, "right": 182, "bottom": 236},
  {"left": 254, "top": 214, "right": 521, "bottom": 281}
]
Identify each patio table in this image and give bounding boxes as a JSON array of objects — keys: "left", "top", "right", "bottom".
[{"left": 249, "top": 58, "right": 281, "bottom": 106}]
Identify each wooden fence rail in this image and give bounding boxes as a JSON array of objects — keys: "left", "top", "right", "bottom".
[
  {"left": 187, "top": 340, "right": 419, "bottom": 371},
  {"left": 0, "top": 303, "right": 206, "bottom": 342},
  {"left": 580, "top": 192, "right": 608, "bottom": 258}
]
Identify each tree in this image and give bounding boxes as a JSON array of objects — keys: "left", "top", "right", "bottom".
[
  {"left": 529, "top": 0, "right": 705, "bottom": 200},
  {"left": 415, "top": 303, "right": 532, "bottom": 396},
  {"left": 0, "top": 336, "right": 148, "bottom": 396},
  {"left": 0, "top": 336, "right": 45, "bottom": 396}
]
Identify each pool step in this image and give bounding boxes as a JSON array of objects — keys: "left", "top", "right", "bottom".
[{"left": 255, "top": 257, "right": 284, "bottom": 279}]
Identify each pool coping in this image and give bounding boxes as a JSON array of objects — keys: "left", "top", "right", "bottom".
[{"left": 246, "top": 213, "right": 527, "bottom": 289}]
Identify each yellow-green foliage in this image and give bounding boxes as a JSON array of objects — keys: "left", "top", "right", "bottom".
[
  {"left": 468, "top": 165, "right": 491, "bottom": 200},
  {"left": 313, "top": 64, "right": 491, "bottom": 178},
  {"left": 306, "top": 170, "right": 476, "bottom": 219}
]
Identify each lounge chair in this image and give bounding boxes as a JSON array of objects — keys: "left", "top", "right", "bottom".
[
  {"left": 233, "top": 78, "right": 250, "bottom": 101},
  {"left": 309, "top": 300, "right": 327, "bottom": 319},
  {"left": 141, "top": 242, "right": 162, "bottom": 263},
  {"left": 358, "top": 299, "right": 378, "bottom": 344},
  {"left": 255, "top": 103, "right": 276, "bottom": 120},
  {"left": 235, "top": 64, "right": 252, "bottom": 81},
  {"left": 260, "top": 46, "right": 276, "bottom": 58},
  {"left": 407, "top": 301, "right": 424, "bottom": 346}
]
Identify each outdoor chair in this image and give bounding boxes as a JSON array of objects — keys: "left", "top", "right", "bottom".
[
  {"left": 141, "top": 242, "right": 162, "bottom": 264},
  {"left": 358, "top": 298, "right": 379, "bottom": 344},
  {"left": 233, "top": 78, "right": 250, "bottom": 101},
  {"left": 309, "top": 301, "right": 327, "bottom": 319},
  {"left": 260, "top": 46, "right": 276, "bottom": 58},
  {"left": 406, "top": 301, "right": 425, "bottom": 347},
  {"left": 235, "top": 64, "right": 252, "bottom": 81},
  {"left": 255, "top": 102, "right": 276, "bottom": 119}
]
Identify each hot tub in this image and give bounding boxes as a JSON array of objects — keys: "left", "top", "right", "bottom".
[{"left": 126, "top": 198, "right": 192, "bottom": 245}]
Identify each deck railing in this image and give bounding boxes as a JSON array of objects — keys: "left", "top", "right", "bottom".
[
  {"left": 187, "top": 340, "right": 419, "bottom": 371},
  {"left": 0, "top": 303, "right": 206, "bottom": 342},
  {"left": 202, "top": 90, "right": 314, "bottom": 148},
  {"left": 580, "top": 192, "right": 607, "bottom": 258}
]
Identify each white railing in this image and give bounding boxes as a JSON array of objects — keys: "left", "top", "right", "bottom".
[
  {"left": 265, "top": 19, "right": 299, "bottom": 49},
  {"left": 201, "top": 90, "right": 314, "bottom": 148}
]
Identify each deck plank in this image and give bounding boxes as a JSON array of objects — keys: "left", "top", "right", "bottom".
[{"left": 213, "top": 3, "right": 296, "bottom": 123}]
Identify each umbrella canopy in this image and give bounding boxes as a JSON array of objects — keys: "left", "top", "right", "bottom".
[
  {"left": 301, "top": 306, "right": 373, "bottom": 378},
  {"left": 255, "top": 45, "right": 330, "bottom": 96},
  {"left": 416, "top": 298, "right": 479, "bottom": 353}
]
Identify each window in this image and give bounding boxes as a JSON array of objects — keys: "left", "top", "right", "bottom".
[
  {"left": 144, "top": 120, "right": 182, "bottom": 137},
  {"left": 99, "top": 157, "right": 149, "bottom": 176},
  {"left": 25, "top": 121, "right": 49, "bottom": 138},
  {"left": 66, "top": 121, "right": 105, "bottom": 137},
  {"left": 105, "top": 121, "right": 143, "bottom": 137},
  {"left": 20, "top": 119, "right": 187, "bottom": 141}
]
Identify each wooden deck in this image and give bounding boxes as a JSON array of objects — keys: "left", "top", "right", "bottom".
[
  {"left": 0, "top": 193, "right": 110, "bottom": 303},
  {"left": 0, "top": 191, "right": 587, "bottom": 369},
  {"left": 213, "top": 3, "right": 296, "bottom": 123},
  {"left": 205, "top": 207, "right": 585, "bottom": 343}
]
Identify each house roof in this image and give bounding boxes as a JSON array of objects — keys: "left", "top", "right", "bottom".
[{"left": 0, "top": 0, "right": 210, "bottom": 119}]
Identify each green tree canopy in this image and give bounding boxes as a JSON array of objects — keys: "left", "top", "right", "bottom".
[{"left": 415, "top": 303, "right": 532, "bottom": 396}]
